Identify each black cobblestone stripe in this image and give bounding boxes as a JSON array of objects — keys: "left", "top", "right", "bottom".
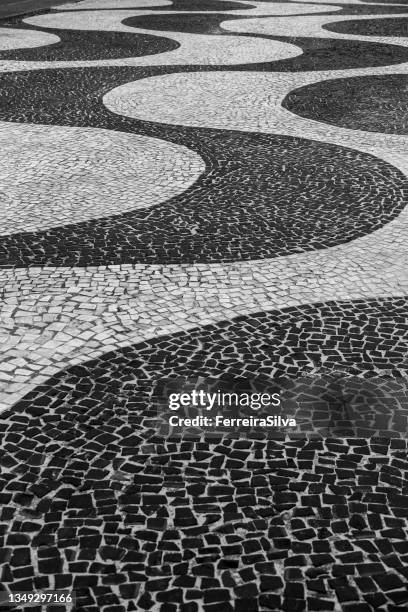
[
  {"left": 0, "top": 299, "right": 408, "bottom": 610},
  {"left": 359, "top": 0, "right": 408, "bottom": 4},
  {"left": 325, "top": 15, "right": 408, "bottom": 38},
  {"left": 0, "top": 20, "right": 178, "bottom": 61},
  {"left": 336, "top": 2, "right": 408, "bottom": 14},
  {"left": 8, "top": 297, "right": 408, "bottom": 430},
  {"left": 125, "top": 11, "right": 245, "bottom": 35},
  {"left": 283, "top": 74, "right": 408, "bottom": 135},
  {"left": 122, "top": 11, "right": 408, "bottom": 72},
  {"left": 124, "top": 3, "right": 408, "bottom": 37},
  {"left": 66, "top": 0, "right": 408, "bottom": 14},
  {"left": 9, "top": 297, "right": 408, "bottom": 407},
  {"left": 148, "top": 0, "right": 256, "bottom": 10},
  {"left": 0, "top": 67, "right": 406, "bottom": 268},
  {"left": 269, "top": 34, "right": 408, "bottom": 71},
  {"left": 4, "top": 10, "right": 408, "bottom": 71},
  {"left": 0, "top": 4, "right": 408, "bottom": 612}
]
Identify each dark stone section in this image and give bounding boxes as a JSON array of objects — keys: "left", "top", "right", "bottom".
[
  {"left": 0, "top": 67, "right": 406, "bottom": 268},
  {"left": 9, "top": 297, "right": 408, "bottom": 413},
  {"left": 0, "top": 18, "right": 178, "bottom": 61},
  {"left": 0, "top": 299, "right": 407, "bottom": 610},
  {"left": 283, "top": 74, "right": 408, "bottom": 135},
  {"left": 270, "top": 35, "right": 408, "bottom": 71},
  {"left": 123, "top": 10, "right": 354, "bottom": 41},
  {"left": 3, "top": 10, "right": 408, "bottom": 72},
  {"left": 0, "top": 4, "right": 407, "bottom": 612},
  {"left": 339, "top": 1, "right": 408, "bottom": 14},
  {"left": 359, "top": 0, "right": 408, "bottom": 4},
  {"left": 0, "top": 0, "right": 254, "bottom": 19},
  {"left": 148, "top": 0, "right": 255, "bottom": 10},
  {"left": 123, "top": 11, "right": 408, "bottom": 72},
  {"left": 68, "top": 0, "right": 408, "bottom": 14},
  {"left": 0, "top": 0, "right": 77, "bottom": 19},
  {"left": 125, "top": 5, "right": 408, "bottom": 37},
  {"left": 326, "top": 15, "right": 408, "bottom": 38},
  {"left": 124, "top": 11, "right": 236, "bottom": 35}
]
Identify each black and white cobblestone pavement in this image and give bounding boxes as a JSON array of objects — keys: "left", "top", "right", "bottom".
[{"left": 0, "top": 0, "right": 408, "bottom": 610}]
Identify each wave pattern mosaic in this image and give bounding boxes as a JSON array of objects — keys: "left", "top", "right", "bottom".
[{"left": 0, "top": 0, "right": 408, "bottom": 610}]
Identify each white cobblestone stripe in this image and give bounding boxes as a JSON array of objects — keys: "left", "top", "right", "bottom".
[
  {"left": 222, "top": 11, "right": 408, "bottom": 50},
  {"left": 19, "top": 9, "right": 303, "bottom": 66},
  {"left": 57, "top": 0, "right": 173, "bottom": 8},
  {"left": 0, "top": 240, "right": 406, "bottom": 408},
  {"left": 0, "top": 5, "right": 402, "bottom": 72},
  {"left": 0, "top": 27, "right": 60, "bottom": 50},
  {"left": 54, "top": 0, "right": 341, "bottom": 15},
  {"left": 0, "top": 1, "right": 406, "bottom": 405},
  {"left": 103, "top": 68, "right": 408, "bottom": 168},
  {"left": 0, "top": 3, "right": 408, "bottom": 608},
  {"left": 0, "top": 123, "right": 204, "bottom": 235}
]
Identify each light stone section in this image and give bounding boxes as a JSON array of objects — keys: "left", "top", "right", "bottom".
[
  {"left": 223, "top": 1, "right": 342, "bottom": 16},
  {"left": 2, "top": 65, "right": 408, "bottom": 407},
  {"left": 0, "top": 7, "right": 399, "bottom": 72},
  {"left": 0, "top": 28, "right": 60, "bottom": 51},
  {"left": 0, "top": 235, "right": 406, "bottom": 409},
  {"left": 294, "top": 0, "right": 407, "bottom": 5},
  {"left": 0, "top": 3, "right": 407, "bottom": 409},
  {"left": 56, "top": 0, "right": 341, "bottom": 15},
  {"left": 103, "top": 68, "right": 408, "bottom": 181},
  {"left": 19, "top": 10, "right": 302, "bottom": 68},
  {"left": 57, "top": 0, "right": 173, "bottom": 8},
  {"left": 0, "top": 123, "right": 205, "bottom": 235},
  {"left": 222, "top": 12, "right": 408, "bottom": 50}
]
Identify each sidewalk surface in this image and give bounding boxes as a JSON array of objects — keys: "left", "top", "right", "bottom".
[
  {"left": 0, "top": 0, "right": 407, "bottom": 610},
  {"left": 0, "top": 0, "right": 76, "bottom": 19}
]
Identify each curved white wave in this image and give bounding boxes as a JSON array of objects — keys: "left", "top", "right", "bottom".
[
  {"left": 2, "top": 62, "right": 408, "bottom": 407},
  {"left": 226, "top": 1, "right": 342, "bottom": 15},
  {"left": 0, "top": 123, "right": 204, "bottom": 235},
  {"left": 0, "top": 6, "right": 407, "bottom": 408},
  {"left": 222, "top": 12, "right": 408, "bottom": 50},
  {"left": 294, "top": 0, "right": 407, "bottom": 5},
  {"left": 0, "top": 241, "right": 406, "bottom": 409},
  {"left": 103, "top": 69, "right": 408, "bottom": 167},
  {"left": 56, "top": 0, "right": 341, "bottom": 15},
  {"left": 0, "top": 8, "right": 398, "bottom": 72},
  {"left": 0, "top": 27, "right": 60, "bottom": 51},
  {"left": 57, "top": 0, "right": 173, "bottom": 8},
  {"left": 21, "top": 10, "right": 302, "bottom": 67}
]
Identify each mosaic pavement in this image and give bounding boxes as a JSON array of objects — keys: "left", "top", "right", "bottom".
[{"left": 0, "top": 0, "right": 408, "bottom": 610}]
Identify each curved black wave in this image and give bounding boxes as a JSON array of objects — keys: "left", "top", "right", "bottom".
[
  {"left": 122, "top": 11, "right": 408, "bottom": 72},
  {"left": 68, "top": 0, "right": 408, "bottom": 14},
  {"left": 123, "top": 10, "right": 346, "bottom": 40},
  {"left": 359, "top": 0, "right": 408, "bottom": 4},
  {"left": 283, "top": 74, "right": 408, "bottom": 135},
  {"left": 123, "top": 13, "right": 408, "bottom": 72},
  {"left": 9, "top": 299, "right": 408, "bottom": 412},
  {"left": 272, "top": 34, "right": 408, "bottom": 71},
  {"left": 124, "top": 11, "right": 235, "bottom": 34},
  {"left": 127, "top": 2, "right": 408, "bottom": 33},
  {"left": 4, "top": 12, "right": 408, "bottom": 71},
  {"left": 0, "top": 20, "right": 178, "bottom": 61},
  {"left": 150, "top": 0, "right": 256, "bottom": 9},
  {"left": 0, "top": 67, "right": 406, "bottom": 268},
  {"left": 1, "top": 300, "right": 407, "bottom": 606},
  {"left": 325, "top": 15, "right": 408, "bottom": 37},
  {"left": 337, "top": 2, "right": 408, "bottom": 15}
]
